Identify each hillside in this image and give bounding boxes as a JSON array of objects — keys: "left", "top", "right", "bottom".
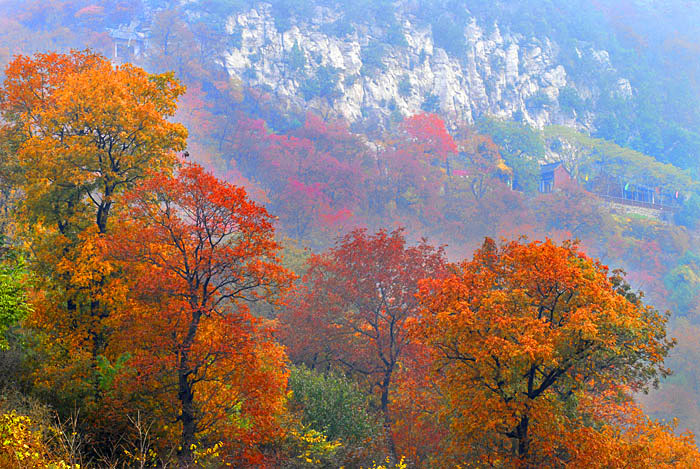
[
  {"left": 3, "top": 1, "right": 700, "bottom": 171},
  {"left": 181, "top": 0, "right": 700, "bottom": 174},
  {"left": 1, "top": 1, "right": 700, "bottom": 467}
]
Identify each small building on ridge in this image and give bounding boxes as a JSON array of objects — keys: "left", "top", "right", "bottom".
[{"left": 539, "top": 161, "right": 572, "bottom": 193}]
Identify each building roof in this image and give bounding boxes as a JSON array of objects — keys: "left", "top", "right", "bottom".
[{"left": 540, "top": 161, "right": 566, "bottom": 173}]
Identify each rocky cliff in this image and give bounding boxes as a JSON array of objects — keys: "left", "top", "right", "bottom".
[{"left": 222, "top": 3, "right": 631, "bottom": 129}]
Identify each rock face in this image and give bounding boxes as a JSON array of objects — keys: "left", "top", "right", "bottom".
[{"left": 223, "top": 3, "right": 627, "bottom": 129}]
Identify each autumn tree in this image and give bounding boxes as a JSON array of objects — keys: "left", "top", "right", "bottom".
[
  {"left": 2, "top": 50, "right": 187, "bottom": 234},
  {"left": 414, "top": 237, "right": 676, "bottom": 467},
  {"left": 451, "top": 125, "right": 508, "bottom": 200},
  {"left": 476, "top": 119, "right": 544, "bottom": 192},
  {"left": 378, "top": 139, "right": 447, "bottom": 225},
  {"left": 0, "top": 50, "right": 187, "bottom": 408},
  {"left": 401, "top": 113, "right": 457, "bottom": 163},
  {"left": 563, "top": 395, "right": 700, "bottom": 468},
  {"left": 228, "top": 115, "right": 366, "bottom": 242},
  {"left": 279, "top": 228, "right": 447, "bottom": 462},
  {"left": 292, "top": 113, "right": 368, "bottom": 165},
  {"left": 109, "top": 162, "right": 293, "bottom": 466},
  {"left": 147, "top": 8, "right": 202, "bottom": 80},
  {"left": 532, "top": 176, "right": 605, "bottom": 239}
]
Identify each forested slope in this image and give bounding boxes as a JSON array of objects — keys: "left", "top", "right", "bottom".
[{"left": 0, "top": 1, "right": 700, "bottom": 467}]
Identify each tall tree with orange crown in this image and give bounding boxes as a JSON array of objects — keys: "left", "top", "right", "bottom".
[
  {"left": 414, "top": 237, "right": 679, "bottom": 467},
  {"left": 109, "top": 162, "right": 294, "bottom": 467},
  {"left": 0, "top": 50, "right": 187, "bottom": 408}
]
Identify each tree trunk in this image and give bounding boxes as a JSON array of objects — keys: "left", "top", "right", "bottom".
[
  {"left": 514, "top": 415, "right": 530, "bottom": 467},
  {"left": 176, "top": 310, "right": 202, "bottom": 467},
  {"left": 380, "top": 372, "right": 398, "bottom": 464},
  {"left": 177, "top": 364, "right": 196, "bottom": 468}
]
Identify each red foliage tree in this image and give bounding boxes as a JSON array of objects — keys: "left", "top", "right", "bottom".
[
  {"left": 401, "top": 113, "right": 457, "bottom": 162},
  {"left": 228, "top": 116, "right": 366, "bottom": 240},
  {"left": 109, "top": 162, "right": 293, "bottom": 466},
  {"left": 413, "top": 237, "right": 677, "bottom": 466},
  {"left": 279, "top": 228, "right": 447, "bottom": 462}
]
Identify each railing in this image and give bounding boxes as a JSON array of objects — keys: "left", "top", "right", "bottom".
[{"left": 599, "top": 194, "right": 677, "bottom": 211}]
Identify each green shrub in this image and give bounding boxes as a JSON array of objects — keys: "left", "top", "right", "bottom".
[
  {"left": 287, "top": 366, "right": 379, "bottom": 444},
  {"left": 286, "top": 41, "right": 306, "bottom": 72},
  {"left": 344, "top": 74, "right": 360, "bottom": 87},
  {"left": 0, "top": 253, "right": 31, "bottom": 351},
  {"left": 558, "top": 86, "right": 586, "bottom": 115},
  {"left": 398, "top": 75, "right": 412, "bottom": 98},
  {"left": 431, "top": 14, "right": 466, "bottom": 56},
  {"left": 271, "top": 0, "right": 314, "bottom": 31},
  {"left": 526, "top": 90, "right": 554, "bottom": 112},
  {"left": 231, "top": 29, "right": 243, "bottom": 49},
  {"left": 384, "top": 21, "right": 407, "bottom": 47},
  {"left": 421, "top": 93, "right": 441, "bottom": 113},
  {"left": 321, "top": 19, "right": 355, "bottom": 37},
  {"left": 299, "top": 66, "right": 340, "bottom": 100},
  {"left": 477, "top": 118, "right": 545, "bottom": 193},
  {"left": 675, "top": 192, "right": 700, "bottom": 229},
  {"left": 361, "top": 43, "right": 387, "bottom": 74},
  {"left": 243, "top": 67, "right": 257, "bottom": 80}
]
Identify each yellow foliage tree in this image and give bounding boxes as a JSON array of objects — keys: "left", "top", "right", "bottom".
[{"left": 0, "top": 50, "right": 187, "bottom": 415}]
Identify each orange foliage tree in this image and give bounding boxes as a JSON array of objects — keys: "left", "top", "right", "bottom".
[
  {"left": 413, "top": 237, "right": 680, "bottom": 467},
  {"left": 109, "top": 162, "right": 294, "bottom": 466},
  {"left": 563, "top": 393, "right": 700, "bottom": 468},
  {"left": 279, "top": 228, "right": 447, "bottom": 462},
  {"left": 0, "top": 50, "right": 187, "bottom": 410}
]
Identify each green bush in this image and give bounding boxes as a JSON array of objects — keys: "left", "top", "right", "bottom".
[
  {"left": 231, "top": 29, "right": 243, "bottom": 49},
  {"left": 398, "top": 75, "right": 412, "bottom": 98},
  {"left": 526, "top": 90, "right": 554, "bottom": 112},
  {"left": 361, "top": 43, "right": 387, "bottom": 74},
  {"left": 286, "top": 41, "right": 306, "bottom": 72},
  {"left": 664, "top": 250, "right": 700, "bottom": 314},
  {"left": 299, "top": 66, "right": 340, "bottom": 100},
  {"left": 0, "top": 253, "right": 31, "bottom": 351},
  {"left": 558, "top": 86, "right": 586, "bottom": 115},
  {"left": 287, "top": 366, "right": 379, "bottom": 444},
  {"left": 431, "top": 14, "right": 466, "bottom": 56},
  {"left": 344, "top": 74, "right": 360, "bottom": 87},
  {"left": 477, "top": 118, "right": 545, "bottom": 193},
  {"left": 321, "top": 19, "right": 355, "bottom": 37},
  {"left": 271, "top": 0, "right": 314, "bottom": 31},
  {"left": 339, "top": 0, "right": 396, "bottom": 25},
  {"left": 421, "top": 93, "right": 441, "bottom": 113},
  {"left": 384, "top": 21, "right": 407, "bottom": 47},
  {"left": 675, "top": 192, "right": 700, "bottom": 229},
  {"left": 243, "top": 67, "right": 257, "bottom": 80}
]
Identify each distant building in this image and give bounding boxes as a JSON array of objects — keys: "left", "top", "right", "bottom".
[
  {"left": 108, "top": 21, "right": 149, "bottom": 60},
  {"left": 588, "top": 169, "right": 680, "bottom": 212},
  {"left": 538, "top": 161, "right": 681, "bottom": 220},
  {"left": 539, "top": 161, "right": 572, "bottom": 193}
]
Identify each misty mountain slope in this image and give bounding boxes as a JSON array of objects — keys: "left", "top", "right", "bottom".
[
  {"left": 3, "top": 0, "right": 697, "bottom": 172},
  {"left": 182, "top": 0, "right": 700, "bottom": 174},
  {"left": 221, "top": 2, "right": 617, "bottom": 130}
]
